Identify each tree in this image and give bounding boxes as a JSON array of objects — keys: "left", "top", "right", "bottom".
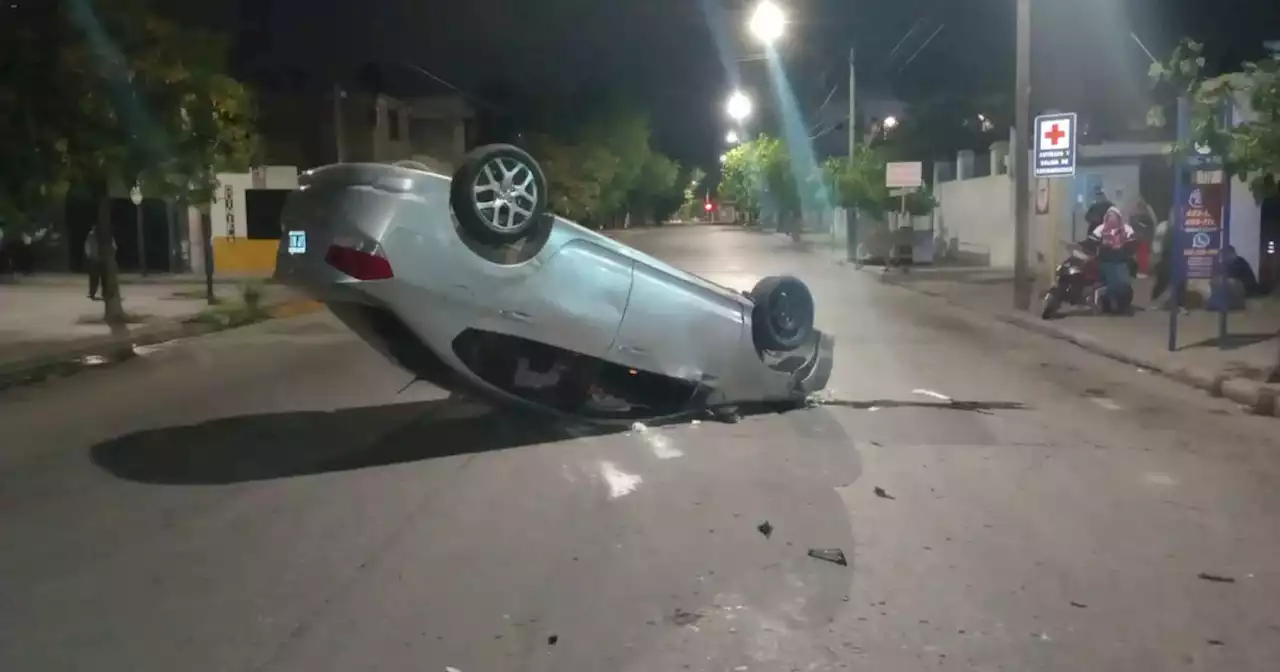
[
  {"left": 823, "top": 146, "right": 937, "bottom": 217},
  {"left": 717, "top": 133, "right": 800, "bottom": 225},
  {"left": 629, "top": 153, "right": 681, "bottom": 223},
  {"left": 1148, "top": 39, "right": 1280, "bottom": 202},
  {"left": 0, "top": 0, "right": 258, "bottom": 331},
  {"left": 524, "top": 107, "right": 684, "bottom": 228}
]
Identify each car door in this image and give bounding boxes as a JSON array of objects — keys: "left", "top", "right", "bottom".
[
  {"left": 487, "top": 239, "right": 635, "bottom": 358},
  {"left": 611, "top": 263, "right": 746, "bottom": 381}
]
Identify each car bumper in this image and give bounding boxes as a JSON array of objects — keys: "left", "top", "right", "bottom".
[{"left": 793, "top": 331, "right": 834, "bottom": 397}]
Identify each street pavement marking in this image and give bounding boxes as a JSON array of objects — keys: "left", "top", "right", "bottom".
[
  {"left": 912, "top": 388, "right": 951, "bottom": 401},
  {"left": 599, "top": 461, "right": 642, "bottom": 498},
  {"left": 1091, "top": 397, "right": 1123, "bottom": 411}
]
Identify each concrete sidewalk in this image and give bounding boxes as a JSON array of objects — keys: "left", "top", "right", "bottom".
[
  {"left": 857, "top": 265, "right": 1280, "bottom": 416},
  {"left": 0, "top": 279, "right": 321, "bottom": 384},
  {"left": 1, "top": 271, "right": 275, "bottom": 286}
]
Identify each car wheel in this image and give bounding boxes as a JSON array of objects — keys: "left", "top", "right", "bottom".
[
  {"left": 449, "top": 144, "right": 550, "bottom": 246},
  {"left": 749, "top": 275, "right": 815, "bottom": 352}
]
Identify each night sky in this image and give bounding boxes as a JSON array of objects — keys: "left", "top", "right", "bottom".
[{"left": 181, "top": 0, "right": 1277, "bottom": 170}]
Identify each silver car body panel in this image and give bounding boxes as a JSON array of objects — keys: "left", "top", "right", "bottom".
[{"left": 274, "top": 162, "right": 832, "bottom": 421}]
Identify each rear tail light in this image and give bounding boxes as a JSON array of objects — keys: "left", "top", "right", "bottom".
[{"left": 325, "top": 241, "right": 393, "bottom": 280}]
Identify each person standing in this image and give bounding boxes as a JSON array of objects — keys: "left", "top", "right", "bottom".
[{"left": 84, "top": 225, "right": 115, "bottom": 301}]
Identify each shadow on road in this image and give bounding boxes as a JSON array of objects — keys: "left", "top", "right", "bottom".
[{"left": 90, "top": 398, "right": 612, "bottom": 486}]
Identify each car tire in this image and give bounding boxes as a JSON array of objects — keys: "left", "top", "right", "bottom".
[
  {"left": 450, "top": 144, "right": 550, "bottom": 247},
  {"left": 749, "top": 275, "right": 815, "bottom": 352}
]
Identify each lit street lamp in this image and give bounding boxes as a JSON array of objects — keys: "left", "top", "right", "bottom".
[
  {"left": 726, "top": 130, "right": 741, "bottom": 144},
  {"left": 882, "top": 115, "right": 899, "bottom": 130},
  {"left": 748, "top": 1, "right": 786, "bottom": 45},
  {"left": 726, "top": 91, "right": 753, "bottom": 122}
]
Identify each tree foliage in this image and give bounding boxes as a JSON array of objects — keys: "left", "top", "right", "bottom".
[
  {"left": 0, "top": 0, "right": 259, "bottom": 327},
  {"left": 718, "top": 133, "right": 803, "bottom": 221},
  {"left": 722, "top": 133, "right": 935, "bottom": 222},
  {"left": 0, "top": 0, "right": 259, "bottom": 230},
  {"left": 524, "top": 108, "right": 684, "bottom": 227},
  {"left": 1148, "top": 38, "right": 1280, "bottom": 203},
  {"left": 823, "top": 146, "right": 937, "bottom": 218}
]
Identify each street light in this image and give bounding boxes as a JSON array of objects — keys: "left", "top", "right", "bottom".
[
  {"left": 883, "top": 116, "right": 899, "bottom": 130},
  {"left": 748, "top": 1, "right": 786, "bottom": 45},
  {"left": 726, "top": 91, "right": 753, "bottom": 122},
  {"left": 726, "top": 130, "right": 741, "bottom": 144}
]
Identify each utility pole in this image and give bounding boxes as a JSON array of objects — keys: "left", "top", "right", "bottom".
[
  {"left": 332, "top": 83, "right": 347, "bottom": 163},
  {"left": 1012, "top": 0, "right": 1032, "bottom": 310},
  {"left": 844, "top": 44, "right": 859, "bottom": 262},
  {"left": 847, "top": 45, "right": 857, "bottom": 159}
]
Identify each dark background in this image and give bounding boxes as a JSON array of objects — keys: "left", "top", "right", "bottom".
[{"left": 167, "top": 0, "right": 1278, "bottom": 170}]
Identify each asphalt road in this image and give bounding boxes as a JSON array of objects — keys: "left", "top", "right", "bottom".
[{"left": 2, "top": 226, "right": 1278, "bottom": 672}]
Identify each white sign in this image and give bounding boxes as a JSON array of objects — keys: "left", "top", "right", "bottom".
[
  {"left": 287, "top": 230, "right": 307, "bottom": 255},
  {"left": 129, "top": 185, "right": 143, "bottom": 205},
  {"left": 252, "top": 166, "right": 267, "bottom": 190},
  {"left": 1033, "top": 112, "right": 1077, "bottom": 178},
  {"left": 885, "top": 162, "right": 923, "bottom": 188}
]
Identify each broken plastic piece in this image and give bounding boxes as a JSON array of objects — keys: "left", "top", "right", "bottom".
[
  {"left": 757, "top": 521, "right": 773, "bottom": 538},
  {"left": 873, "top": 486, "right": 895, "bottom": 500},
  {"left": 807, "top": 548, "right": 848, "bottom": 566}
]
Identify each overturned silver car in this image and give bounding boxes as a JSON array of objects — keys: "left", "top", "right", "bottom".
[{"left": 274, "top": 144, "right": 832, "bottom": 424}]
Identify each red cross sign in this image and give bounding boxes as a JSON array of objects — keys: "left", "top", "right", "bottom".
[
  {"left": 1034, "top": 112, "right": 1077, "bottom": 178},
  {"left": 1044, "top": 123, "right": 1065, "bottom": 146}
]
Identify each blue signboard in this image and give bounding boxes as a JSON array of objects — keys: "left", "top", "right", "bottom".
[
  {"left": 1033, "top": 112, "right": 1077, "bottom": 178},
  {"left": 1177, "top": 182, "right": 1224, "bottom": 280}
]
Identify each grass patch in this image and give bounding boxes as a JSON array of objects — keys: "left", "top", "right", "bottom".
[
  {"left": 76, "top": 312, "right": 152, "bottom": 325},
  {"left": 166, "top": 289, "right": 224, "bottom": 304}
]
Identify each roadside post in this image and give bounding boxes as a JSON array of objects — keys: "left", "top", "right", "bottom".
[
  {"left": 1168, "top": 99, "right": 1232, "bottom": 351},
  {"left": 130, "top": 184, "right": 146, "bottom": 277}
]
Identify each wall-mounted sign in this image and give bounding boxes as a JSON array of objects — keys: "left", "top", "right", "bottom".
[
  {"left": 1033, "top": 112, "right": 1077, "bottom": 178},
  {"left": 223, "top": 183, "right": 236, "bottom": 238}
]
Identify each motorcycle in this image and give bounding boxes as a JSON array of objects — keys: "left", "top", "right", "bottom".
[
  {"left": 1041, "top": 240, "right": 1133, "bottom": 319},
  {"left": 1041, "top": 241, "right": 1102, "bottom": 319}
]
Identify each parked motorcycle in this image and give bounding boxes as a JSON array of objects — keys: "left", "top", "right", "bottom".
[
  {"left": 1041, "top": 240, "right": 1134, "bottom": 319},
  {"left": 1041, "top": 241, "right": 1101, "bottom": 319}
]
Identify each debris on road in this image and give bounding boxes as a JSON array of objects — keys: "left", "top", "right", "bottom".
[
  {"left": 873, "top": 486, "right": 895, "bottom": 500},
  {"left": 671, "top": 608, "right": 702, "bottom": 626},
  {"left": 757, "top": 520, "right": 774, "bottom": 538},
  {"left": 446, "top": 667, "right": 462, "bottom": 672},
  {"left": 1208, "top": 639, "right": 1225, "bottom": 646},
  {"left": 1197, "top": 572, "right": 1237, "bottom": 583},
  {"left": 807, "top": 548, "right": 849, "bottom": 567},
  {"left": 630, "top": 421, "right": 647, "bottom": 433},
  {"left": 547, "top": 634, "right": 558, "bottom": 645},
  {"left": 1070, "top": 601, "right": 1088, "bottom": 609}
]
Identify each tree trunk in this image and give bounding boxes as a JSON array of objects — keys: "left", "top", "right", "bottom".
[{"left": 91, "top": 180, "right": 129, "bottom": 339}]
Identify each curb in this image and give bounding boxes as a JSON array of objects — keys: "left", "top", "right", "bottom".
[
  {"left": 859, "top": 268, "right": 1280, "bottom": 417},
  {"left": 0, "top": 297, "right": 326, "bottom": 392}
]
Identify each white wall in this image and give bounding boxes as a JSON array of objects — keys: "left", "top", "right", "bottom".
[
  {"left": 210, "top": 166, "right": 299, "bottom": 238},
  {"left": 935, "top": 175, "right": 1014, "bottom": 267}
]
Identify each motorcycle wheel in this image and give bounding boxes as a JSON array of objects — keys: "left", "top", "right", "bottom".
[{"left": 1040, "top": 290, "right": 1063, "bottom": 320}]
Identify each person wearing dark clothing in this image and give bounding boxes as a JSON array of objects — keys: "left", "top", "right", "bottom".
[
  {"left": 1223, "top": 246, "right": 1261, "bottom": 297},
  {"left": 84, "top": 226, "right": 115, "bottom": 301},
  {"left": 1084, "top": 189, "right": 1114, "bottom": 230}
]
